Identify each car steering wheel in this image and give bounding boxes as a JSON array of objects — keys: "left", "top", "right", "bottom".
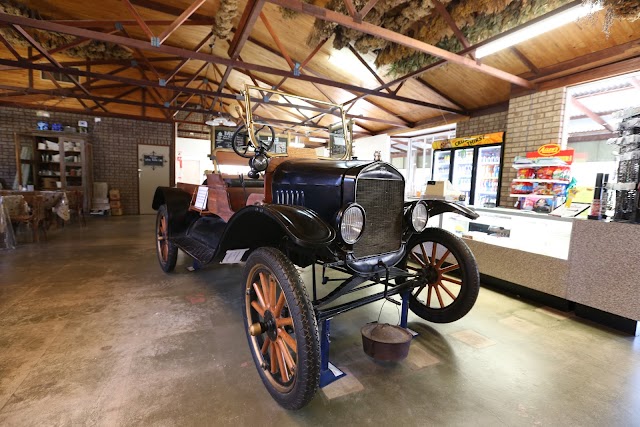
[{"left": 231, "top": 124, "right": 275, "bottom": 159}]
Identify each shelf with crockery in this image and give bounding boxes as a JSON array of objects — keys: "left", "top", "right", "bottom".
[{"left": 14, "top": 131, "right": 93, "bottom": 211}]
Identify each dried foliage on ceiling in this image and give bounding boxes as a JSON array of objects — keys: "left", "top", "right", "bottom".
[
  {"left": 213, "top": 0, "right": 239, "bottom": 40},
  {"left": 300, "top": 0, "right": 640, "bottom": 76},
  {"left": 0, "top": 0, "right": 132, "bottom": 60}
]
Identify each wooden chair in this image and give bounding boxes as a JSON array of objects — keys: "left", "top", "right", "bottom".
[
  {"left": 66, "top": 190, "right": 86, "bottom": 226},
  {"left": 10, "top": 194, "right": 47, "bottom": 242}
]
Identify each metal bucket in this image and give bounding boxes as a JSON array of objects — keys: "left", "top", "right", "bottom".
[{"left": 361, "top": 323, "right": 412, "bottom": 362}]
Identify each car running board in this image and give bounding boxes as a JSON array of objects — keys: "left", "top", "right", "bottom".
[{"left": 172, "top": 236, "right": 215, "bottom": 264}]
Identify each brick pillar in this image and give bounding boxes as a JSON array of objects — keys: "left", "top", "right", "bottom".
[{"left": 500, "top": 87, "right": 567, "bottom": 207}]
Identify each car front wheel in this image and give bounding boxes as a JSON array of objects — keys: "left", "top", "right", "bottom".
[
  {"left": 156, "top": 204, "right": 178, "bottom": 273},
  {"left": 242, "top": 247, "right": 320, "bottom": 410},
  {"left": 402, "top": 228, "right": 480, "bottom": 323}
]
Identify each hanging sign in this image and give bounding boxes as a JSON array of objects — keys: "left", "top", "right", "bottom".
[
  {"left": 432, "top": 131, "right": 504, "bottom": 150},
  {"left": 526, "top": 144, "right": 574, "bottom": 164}
]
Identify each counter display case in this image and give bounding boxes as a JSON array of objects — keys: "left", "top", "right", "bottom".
[{"left": 435, "top": 207, "right": 573, "bottom": 259}]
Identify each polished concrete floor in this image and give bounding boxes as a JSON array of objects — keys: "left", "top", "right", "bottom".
[{"left": 1, "top": 216, "right": 639, "bottom": 426}]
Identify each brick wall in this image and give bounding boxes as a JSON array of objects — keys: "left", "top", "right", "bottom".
[
  {"left": 456, "top": 110, "right": 508, "bottom": 138},
  {"left": 500, "top": 87, "right": 567, "bottom": 206},
  {"left": 0, "top": 106, "right": 174, "bottom": 214}
]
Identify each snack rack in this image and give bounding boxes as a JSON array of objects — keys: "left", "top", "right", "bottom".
[{"left": 509, "top": 158, "right": 571, "bottom": 213}]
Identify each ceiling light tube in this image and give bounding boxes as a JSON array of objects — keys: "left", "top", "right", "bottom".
[{"left": 475, "top": 3, "right": 603, "bottom": 58}]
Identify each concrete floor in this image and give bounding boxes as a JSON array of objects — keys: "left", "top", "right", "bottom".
[{"left": 1, "top": 216, "right": 639, "bottom": 426}]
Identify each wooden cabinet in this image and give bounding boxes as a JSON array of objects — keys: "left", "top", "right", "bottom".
[{"left": 14, "top": 131, "right": 93, "bottom": 210}]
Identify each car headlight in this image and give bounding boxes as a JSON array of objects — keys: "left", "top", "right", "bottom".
[
  {"left": 340, "top": 204, "right": 365, "bottom": 244},
  {"left": 411, "top": 202, "right": 428, "bottom": 232}
]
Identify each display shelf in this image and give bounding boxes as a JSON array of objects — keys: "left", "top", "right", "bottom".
[
  {"left": 510, "top": 194, "right": 556, "bottom": 199},
  {"left": 512, "top": 179, "right": 569, "bottom": 184},
  {"left": 512, "top": 159, "right": 567, "bottom": 169}
]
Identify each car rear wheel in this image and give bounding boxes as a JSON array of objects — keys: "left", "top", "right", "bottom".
[
  {"left": 402, "top": 228, "right": 479, "bottom": 323},
  {"left": 242, "top": 247, "right": 320, "bottom": 410},
  {"left": 156, "top": 205, "right": 177, "bottom": 273}
]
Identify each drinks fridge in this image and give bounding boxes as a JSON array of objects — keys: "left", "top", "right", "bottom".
[{"left": 431, "top": 143, "right": 503, "bottom": 206}]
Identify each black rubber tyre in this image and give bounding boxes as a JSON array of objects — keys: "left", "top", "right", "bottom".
[
  {"left": 400, "top": 228, "right": 479, "bottom": 323},
  {"left": 231, "top": 124, "right": 275, "bottom": 158},
  {"left": 242, "top": 247, "right": 320, "bottom": 410},
  {"left": 155, "top": 205, "right": 178, "bottom": 273}
]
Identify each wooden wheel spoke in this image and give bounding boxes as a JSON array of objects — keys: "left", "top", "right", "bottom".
[
  {"left": 274, "top": 342, "right": 289, "bottom": 382},
  {"left": 274, "top": 293, "right": 286, "bottom": 317},
  {"left": 434, "top": 284, "right": 445, "bottom": 308},
  {"left": 261, "top": 338, "right": 270, "bottom": 355},
  {"left": 278, "top": 328, "right": 297, "bottom": 353},
  {"left": 269, "top": 277, "right": 277, "bottom": 309},
  {"left": 276, "top": 317, "right": 293, "bottom": 328},
  {"left": 251, "top": 300, "right": 266, "bottom": 317},
  {"left": 270, "top": 342, "right": 277, "bottom": 374},
  {"left": 441, "top": 264, "right": 459, "bottom": 274},
  {"left": 406, "top": 264, "right": 421, "bottom": 272},
  {"left": 442, "top": 276, "right": 462, "bottom": 285},
  {"left": 420, "top": 243, "right": 431, "bottom": 266},
  {"left": 431, "top": 242, "right": 437, "bottom": 266},
  {"left": 161, "top": 242, "right": 168, "bottom": 261},
  {"left": 259, "top": 272, "right": 270, "bottom": 307},
  {"left": 277, "top": 337, "right": 296, "bottom": 371},
  {"left": 426, "top": 284, "right": 433, "bottom": 307},
  {"left": 439, "top": 282, "right": 456, "bottom": 300},
  {"left": 253, "top": 283, "right": 266, "bottom": 308},
  {"left": 413, "top": 284, "right": 426, "bottom": 297},
  {"left": 410, "top": 251, "right": 426, "bottom": 267},
  {"left": 436, "top": 250, "right": 450, "bottom": 268}
]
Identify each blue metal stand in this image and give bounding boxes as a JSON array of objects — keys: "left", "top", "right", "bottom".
[
  {"left": 400, "top": 291, "right": 419, "bottom": 337},
  {"left": 319, "top": 318, "right": 346, "bottom": 388}
]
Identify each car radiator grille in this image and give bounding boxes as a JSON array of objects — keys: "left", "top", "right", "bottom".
[{"left": 353, "top": 178, "right": 404, "bottom": 258}]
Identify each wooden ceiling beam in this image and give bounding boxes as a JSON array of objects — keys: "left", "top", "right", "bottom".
[
  {"left": 156, "top": 0, "right": 209, "bottom": 45},
  {"left": 431, "top": 0, "right": 475, "bottom": 60},
  {"left": 122, "top": 0, "right": 155, "bottom": 41},
  {"left": 358, "top": 0, "right": 379, "bottom": 20},
  {"left": 260, "top": 12, "right": 294, "bottom": 69},
  {"left": 164, "top": 31, "right": 213, "bottom": 84},
  {"left": 510, "top": 47, "right": 539, "bottom": 75},
  {"left": 11, "top": 24, "right": 103, "bottom": 112},
  {"left": 90, "top": 86, "right": 140, "bottom": 110},
  {"left": 347, "top": 45, "right": 391, "bottom": 93},
  {"left": 169, "top": 61, "right": 209, "bottom": 105},
  {"left": 265, "top": 0, "right": 532, "bottom": 88},
  {"left": 228, "top": 0, "right": 266, "bottom": 59},
  {"left": 570, "top": 97, "right": 615, "bottom": 132},
  {"left": 343, "top": 0, "right": 358, "bottom": 20},
  {"left": 47, "top": 19, "right": 215, "bottom": 28},
  {"left": 0, "top": 32, "right": 21, "bottom": 60},
  {"left": 0, "top": 13, "right": 461, "bottom": 114}
]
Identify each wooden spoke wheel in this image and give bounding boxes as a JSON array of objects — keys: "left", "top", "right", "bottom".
[
  {"left": 155, "top": 205, "right": 177, "bottom": 273},
  {"left": 402, "top": 228, "right": 479, "bottom": 323},
  {"left": 242, "top": 248, "right": 320, "bottom": 410}
]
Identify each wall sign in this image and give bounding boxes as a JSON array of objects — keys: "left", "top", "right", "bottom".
[
  {"left": 432, "top": 131, "right": 504, "bottom": 150},
  {"left": 526, "top": 144, "right": 574, "bottom": 164},
  {"left": 143, "top": 152, "right": 165, "bottom": 168}
]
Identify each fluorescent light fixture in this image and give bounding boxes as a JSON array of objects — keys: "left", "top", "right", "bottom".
[
  {"left": 475, "top": 3, "right": 603, "bottom": 58},
  {"left": 289, "top": 141, "right": 305, "bottom": 148},
  {"left": 308, "top": 137, "right": 327, "bottom": 143},
  {"left": 205, "top": 117, "right": 236, "bottom": 127}
]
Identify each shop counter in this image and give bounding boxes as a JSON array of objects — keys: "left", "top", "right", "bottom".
[{"left": 431, "top": 206, "right": 639, "bottom": 334}]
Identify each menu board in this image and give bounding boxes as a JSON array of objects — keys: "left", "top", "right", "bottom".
[
  {"left": 213, "top": 127, "right": 246, "bottom": 150},
  {"left": 212, "top": 126, "right": 287, "bottom": 154}
]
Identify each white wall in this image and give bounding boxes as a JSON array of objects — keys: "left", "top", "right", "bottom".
[
  {"left": 353, "top": 134, "right": 390, "bottom": 162},
  {"left": 175, "top": 137, "right": 214, "bottom": 184}
]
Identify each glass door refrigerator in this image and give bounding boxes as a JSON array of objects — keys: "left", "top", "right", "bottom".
[
  {"left": 451, "top": 148, "right": 474, "bottom": 204},
  {"left": 474, "top": 145, "right": 502, "bottom": 207},
  {"left": 432, "top": 150, "right": 451, "bottom": 181},
  {"left": 432, "top": 143, "right": 504, "bottom": 207}
]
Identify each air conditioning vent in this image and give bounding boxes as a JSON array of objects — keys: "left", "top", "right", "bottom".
[{"left": 41, "top": 70, "right": 77, "bottom": 84}]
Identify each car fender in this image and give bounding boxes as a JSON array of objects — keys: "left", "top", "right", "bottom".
[
  {"left": 419, "top": 199, "right": 479, "bottom": 220},
  {"left": 152, "top": 186, "right": 197, "bottom": 236},
  {"left": 214, "top": 204, "right": 335, "bottom": 260}
]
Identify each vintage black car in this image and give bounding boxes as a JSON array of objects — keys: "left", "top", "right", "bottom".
[{"left": 152, "top": 86, "right": 480, "bottom": 409}]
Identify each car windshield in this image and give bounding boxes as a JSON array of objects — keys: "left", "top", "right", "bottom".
[{"left": 240, "top": 85, "right": 352, "bottom": 160}]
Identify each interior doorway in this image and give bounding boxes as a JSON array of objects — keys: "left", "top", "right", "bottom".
[{"left": 138, "top": 144, "right": 170, "bottom": 215}]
